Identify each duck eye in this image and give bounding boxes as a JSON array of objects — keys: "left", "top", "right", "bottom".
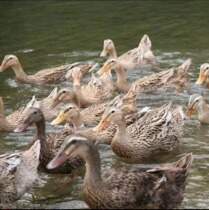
[
  {"left": 111, "top": 110, "right": 115, "bottom": 113},
  {"left": 34, "top": 111, "right": 37, "bottom": 115},
  {"left": 63, "top": 90, "right": 66, "bottom": 93},
  {"left": 206, "top": 67, "right": 209, "bottom": 70},
  {"left": 71, "top": 139, "right": 76, "bottom": 144}
]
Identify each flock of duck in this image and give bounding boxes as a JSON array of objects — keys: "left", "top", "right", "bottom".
[{"left": 1, "top": 34, "right": 208, "bottom": 209}]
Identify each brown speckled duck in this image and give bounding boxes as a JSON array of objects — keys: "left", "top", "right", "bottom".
[
  {"left": 51, "top": 84, "right": 139, "bottom": 127},
  {"left": 100, "top": 34, "right": 156, "bottom": 69},
  {"left": 47, "top": 135, "right": 193, "bottom": 209},
  {"left": 97, "top": 58, "right": 192, "bottom": 93},
  {"left": 50, "top": 91, "right": 139, "bottom": 145},
  {"left": 14, "top": 107, "right": 84, "bottom": 174},
  {"left": 186, "top": 93, "right": 209, "bottom": 124},
  {"left": 27, "top": 87, "right": 59, "bottom": 121},
  {"left": 0, "top": 140, "right": 40, "bottom": 208},
  {"left": 67, "top": 67, "right": 115, "bottom": 108},
  {"left": 195, "top": 63, "right": 209, "bottom": 87},
  {"left": 94, "top": 102, "right": 185, "bottom": 159},
  {"left": 0, "top": 97, "right": 33, "bottom": 132},
  {"left": 0, "top": 54, "right": 94, "bottom": 84}
]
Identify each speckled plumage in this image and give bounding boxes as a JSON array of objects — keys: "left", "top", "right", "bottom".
[
  {"left": 47, "top": 136, "right": 193, "bottom": 209},
  {"left": 98, "top": 58, "right": 192, "bottom": 94},
  {"left": 100, "top": 34, "right": 156, "bottom": 69},
  {"left": 99, "top": 102, "right": 184, "bottom": 159},
  {"left": 0, "top": 55, "right": 93, "bottom": 84},
  {"left": 14, "top": 108, "right": 84, "bottom": 174},
  {"left": 0, "top": 140, "right": 40, "bottom": 206},
  {"left": 0, "top": 97, "right": 34, "bottom": 132}
]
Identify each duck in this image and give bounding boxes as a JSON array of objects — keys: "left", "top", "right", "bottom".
[
  {"left": 100, "top": 34, "right": 156, "bottom": 70},
  {"left": 195, "top": 63, "right": 209, "bottom": 87},
  {"left": 186, "top": 93, "right": 209, "bottom": 124},
  {"left": 27, "top": 87, "right": 59, "bottom": 121},
  {"left": 50, "top": 87, "right": 140, "bottom": 145},
  {"left": 50, "top": 84, "right": 139, "bottom": 127},
  {"left": 0, "top": 140, "right": 40, "bottom": 208},
  {"left": 94, "top": 102, "right": 185, "bottom": 159},
  {"left": 97, "top": 58, "right": 192, "bottom": 93},
  {"left": 14, "top": 107, "right": 84, "bottom": 174},
  {"left": 47, "top": 135, "right": 194, "bottom": 209},
  {"left": 0, "top": 96, "right": 35, "bottom": 132},
  {"left": 67, "top": 67, "right": 115, "bottom": 108},
  {"left": 0, "top": 54, "right": 94, "bottom": 84}
]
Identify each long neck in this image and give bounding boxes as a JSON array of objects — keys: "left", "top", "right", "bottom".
[
  {"left": 115, "top": 65, "right": 129, "bottom": 90},
  {"left": 109, "top": 47, "right": 117, "bottom": 58},
  {"left": 70, "top": 92, "right": 81, "bottom": 108},
  {"left": 73, "top": 85, "right": 82, "bottom": 99},
  {"left": 12, "top": 61, "right": 28, "bottom": 81},
  {"left": 0, "top": 99, "right": 5, "bottom": 119},
  {"left": 197, "top": 102, "right": 209, "bottom": 116},
  {"left": 112, "top": 115, "right": 127, "bottom": 144},
  {"left": 71, "top": 112, "right": 84, "bottom": 129},
  {"left": 84, "top": 144, "right": 102, "bottom": 186},
  {"left": 35, "top": 118, "right": 46, "bottom": 141},
  {"left": 205, "top": 78, "right": 209, "bottom": 88}
]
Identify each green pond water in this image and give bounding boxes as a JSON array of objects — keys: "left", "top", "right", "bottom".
[{"left": 1, "top": 1, "right": 209, "bottom": 209}]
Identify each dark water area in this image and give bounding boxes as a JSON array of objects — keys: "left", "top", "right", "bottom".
[{"left": 1, "top": 1, "right": 209, "bottom": 208}]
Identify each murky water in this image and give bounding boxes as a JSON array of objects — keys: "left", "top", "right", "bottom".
[{"left": 1, "top": 1, "right": 209, "bottom": 209}]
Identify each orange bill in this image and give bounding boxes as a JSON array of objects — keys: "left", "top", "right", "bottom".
[
  {"left": 195, "top": 72, "right": 206, "bottom": 85},
  {"left": 50, "top": 110, "right": 67, "bottom": 125},
  {"left": 97, "top": 64, "right": 110, "bottom": 75},
  {"left": 185, "top": 107, "right": 196, "bottom": 118},
  {"left": 92, "top": 116, "right": 110, "bottom": 132}
]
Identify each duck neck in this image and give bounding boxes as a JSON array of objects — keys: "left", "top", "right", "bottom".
[
  {"left": 71, "top": 112, "right": 84, "bottom": 130},
  {"left": 73, "top": 85, "right": 82, "bottom": 99},
  {"left": 205, "top": 78, "right": 209, "bottom": 88},
  {"left": 197, "top": 101, "right": 209, "bottom": 116},
  {"left": 109, "top": 48, "right": 117, "bottom": 58},
  {"left": 12, "top": 61, "right": 28, "bottom": 81},
  {"left": 84, "top": 143, "right": 102, "bottom": 186},
  {"left": 116, "top": 117, "right": 127, "bottom": 135},
  {"left": 35, "top": 118, "right": 46, "bottom": 141},
  {"left": 112, "top": 116, "right": 127, "bottom": 143},
  {"left": 115, "top": 64, "right": 129, "bottom": 90},
  {"left": 71, "top": 92, "right": 81, "bottom": 109},
  {"left": 0, "top": 100, "right": 5, "bottom": 119}
]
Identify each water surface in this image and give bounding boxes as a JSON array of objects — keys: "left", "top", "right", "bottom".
[{"left": 1, "top": 1, "right": 209, "bottom": 209}]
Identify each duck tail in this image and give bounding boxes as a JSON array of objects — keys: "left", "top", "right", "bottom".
[
  {"left": 70, "top": 67, "right": 83, "bottom": 85},
  {"left": 173, "top": 153, "right": 194, "bottom": 176},
  {"left": 180, "top": 58, "right": 192, "bottom": 75},
  {"left": 138, "top": 34, "right": 152, "bottom": 50},
  {"left": 24, "top": 140, "right": 41, "bottom": 161}
]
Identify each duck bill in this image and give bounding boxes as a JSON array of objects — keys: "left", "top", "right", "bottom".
[
  {"left": 185, "top": 107, "right": 195, "bottom": 118},
  {"left": 14, "top": 120, "right": 32, "bottom": 132},
  {"left": 100, "top": 49, "right": 107, "bottom": 57},
  {"left": 97, "top": 64, "right": 110, "bottom": 75},
  {"left": 195, "top": 73, "right": 206, "bottom": 85},
  {"left": 50, "top": 111, "right": 67, "bottom": 125},
  {"left": 92, "top": 117, "right": 110, "bottom": 132},
  {"left": 50, "top": 98, "right": 61, "bottom": 109},
  {"left": 47, "top": 151, "right": 68, "bottom": 169},
  {"left": 0, "top": 62, "right": 7, "bottom": 72}
]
